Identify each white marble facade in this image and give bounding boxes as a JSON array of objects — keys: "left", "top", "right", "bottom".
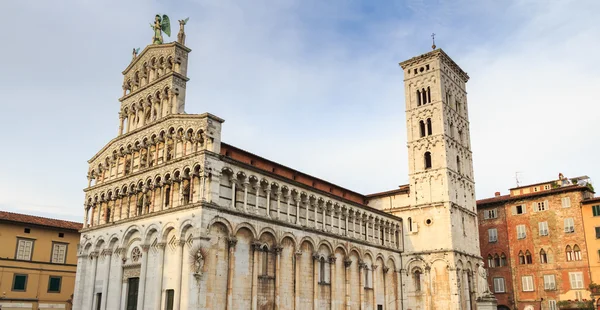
[{"left": 73, "top": 27, "right": 494, "bottom": 310}]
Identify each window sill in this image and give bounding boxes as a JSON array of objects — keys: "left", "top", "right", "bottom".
[{"left": 318, "top": 282, "right": 331, "bottom": 286}]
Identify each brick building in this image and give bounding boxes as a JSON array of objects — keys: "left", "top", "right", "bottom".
[{"left": 477, "top": 175, "right": 596, "bottom": 310}]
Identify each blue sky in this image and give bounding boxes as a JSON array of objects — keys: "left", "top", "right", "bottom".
[{"left": 1, "top": 0, "right": 598, "bottom": 222}]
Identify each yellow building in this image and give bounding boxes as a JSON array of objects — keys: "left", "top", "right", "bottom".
[
  {"left": 582, "top": 196, "right": 600, "bottom": 284},
  {"left": 0, "top": 211, "right": 81, "bottom": 310}
]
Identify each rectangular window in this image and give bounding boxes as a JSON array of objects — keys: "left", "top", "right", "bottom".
[
  {"left": 95, "top": 293, "right": 102, "bottom": 310},
  {"left": 488, "top": 228, "right": 498, "bottom": 243},
  {"left": 126, "top": 277, "right": 139, "bottom": 310},
  {"left": 165, "top": 289, "right": 174, "bottom": 310},
  {"left": 48, "top": 276, "right": 62, "bottom": 293},
  {"left": 517, "top": 225, "right": 527, "bottom": 239},
  {"left": 544, "top": 275, "right": 556, "bottom": 290},
  {"left": 51, "top": 243, "right": 68, "bottom": 264},
  {"left": 562, "top": 197, "right": 571, "bottom": 208},
  {"left": 595, "top": 227, "right": 600, "bottom": 239},
  {"left": 513, "top": 205, "right": 526, "bottom": 215},
  {"left": 15, "top": 238, "right": 34, "bottom": 261},
  {"left": 493, "top": 277, "right": 505, "bottom": 293},
  {"left": 593, "top": 205, "right": 600, "bottom": 217},
  {"left": 536, "top": 201, "right": 548, "bottom": 211},
  {"left": 549, "top": 300, "right": 557, "bottom": 310},
  {"left": 12, "top": 274, "right": 28, "bottom": 291},
  {"left": 569, "top": 272, "right": 584, "bottom": 289},
  {"left": 522, "top": 275, "right": 534, "bottom": 292},
  {"left": 539, "top": 221, "right": 549, "bottom": 236},
  {"left": 564, "top": 218, "right": 575, "bottom": 233},
  {"left": 484, "top": 209, "right": 497, "bottom": 220},
  {"left": 544, "top": 184, "right": 551, "bottom": 190}
]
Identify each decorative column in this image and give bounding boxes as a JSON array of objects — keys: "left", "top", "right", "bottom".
[
  {"left": 358, "top": 213, "right": 363, "bottom": 239},
  {"left": 295, "top": 196, "right": 301, "bottom": 225},
  {"left": 372, "top": 264, "right": 378, "bottom": 310},
  {"left": 125, "top": 194, "right": 131, "bottom": 219},
  {"left": 359, "top": 261, "right": 366, "bottom": 310},
  {"left": 322, "top": 205, "right": 327, "bottom": 231},
  {"left": 313, "top": 201, "right": 318, "bottom": 228},
  {"left": 306, "top": 200, "right": 311, "bottom": 227},
  {"left": 274, "top": 246, "right": 282, "bottom": 309},
  {"left": 231, "top": 177, "right": 237, "bottom": 209},
  {"left": 329, "top": 255, "right": 337, "bottom": 310},
  {"left": 226, "top": 238, "right": 237, "bottom": 310},
  {"left": 383, "top": 266, "right": 389, "bottom": 310},
  {"left": 254, "top": 186, "right": 260, "bottom": 214},
  {"left": 275, "top": 190, "right": 281, "bottom": 220},
  {"left": 118, "top": 113, "right": 124, "bottom": 135},
  {"left": 286, "top": 195, "right": 291, "bottom": 223},
  {"left": 329, "top": 206, "right": 334, "bottom": 232},
  {"left": 344, "top": 210, "right": 349, "bottom": 236},
  {"left": 170, "top": 180, "right": 176, "bottom": 208},
  {"left": 295, "top": 250, "right": 302, "bottom": 310},
  {"left": 251, "top": 242, "right": 260, "bottom": 310},
  {"left": 265, "top": 188, "right": 271, "bottom": 218},
  {"left": 174, "top": 240, "right": 185, "bottom": 310},
  {"left": 344, "top": 259, "right": 352, "bottom": 310},
  {"left": 136, "top": 244, "right": 150, "bottom": 309},
  {"left": 83, "top": 204, "right": 90, "bottom": 228},
  {"left": 154, "top": 242, "right": 166, "bottom": 310},
  {"left": 100, "top": 250, "right": 112, "bottom": 310},
  {"left": 243, "top": 181, "right": 249, "bottom": 212},
  {"left": 312, "top": 253, "right": 319, "bottom": 310},
  {"left": 87, "top": 252, "right": 99, "bottom": 310}
]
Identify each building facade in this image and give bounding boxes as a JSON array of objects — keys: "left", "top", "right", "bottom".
[
  {"left": 0, "top": 211, "right": 82, "bottom": 310},
  {"left": 477, "top": 175, "right": 596, "bottom": 310},
  {"left": 73, "top": 19, "right": 494, "bottom": 310},
  {"left": 581, "top": 197, "right": 600, "bottom": 285}
]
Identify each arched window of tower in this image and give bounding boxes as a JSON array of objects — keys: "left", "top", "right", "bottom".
[
  {"left": 426, "top": 118, "right": 432, "bottom": 136},
  {"left": 419, "top": 121, "right": 426, "bottom": 137},
  {"left": 416, "top": 90, "right": 422, "bottom": 106},
  {"left": 457, "top": 156, "right": 461, "bottom": 174},
  {"left": 424, "top": 152, "right": 432, "bottom": 169},
  {"left": 449, "top": 122, "right": 454, "bottom": 138},
  {"left": 426, "top": 86, "right": 431, "bottom": 103},
  {"left": 421, "top": 88, "right": 427, "bottom": 105},
  {"left": 408, "top": 217, "right": 412, "bottom": 232}
]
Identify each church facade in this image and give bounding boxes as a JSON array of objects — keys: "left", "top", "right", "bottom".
[{"left": 73, "top": 20, "right": 494, "bottom": 310}]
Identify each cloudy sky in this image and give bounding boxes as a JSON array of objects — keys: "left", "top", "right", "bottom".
[{"left": 0, "top": 0, "right": 598, "bottom": 222}]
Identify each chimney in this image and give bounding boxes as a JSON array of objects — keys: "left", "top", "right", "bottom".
[{"left": 495, "top": 192, "right": 501, "bottom": 197}]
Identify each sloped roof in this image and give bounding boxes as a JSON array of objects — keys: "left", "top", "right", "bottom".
[{"left": 0, "top": 211, "right": 82, "bottom": 231}]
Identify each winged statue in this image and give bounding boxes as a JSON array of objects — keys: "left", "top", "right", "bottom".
[{"left": 151, "top": 14, "right": 171, "bottom": 44}]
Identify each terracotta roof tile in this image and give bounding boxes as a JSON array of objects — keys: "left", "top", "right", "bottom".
[
  {"left": 0, "top": 211, "right": 82, "bottom": 231},
  {"left": 582, "top": 197, "right": 600, "bottom": 205}
]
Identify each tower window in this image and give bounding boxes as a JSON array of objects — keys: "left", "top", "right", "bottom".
[
  {"left": 424, "top": 152, "right": 432, "bottom": 169},
  {"left": 421, "top": 88, "right": 427, "bottom": 105},
  {"left": 419, "top": 121, "right": 426, "bottom": 137},
  {"left": 416, "top": 90, "right": 422, "bottom": 106},
  {"left": 456, "top": 156, "right": 461, "bottom": 174},
  {"left": 426, "top": 87, "right": 431, "bottom": 103},
  {"left": 426, "top": 118, "right": 432, "bottom": 136},
  {"left": 413, "top": 270, "right": 422, "bottom": 292}
]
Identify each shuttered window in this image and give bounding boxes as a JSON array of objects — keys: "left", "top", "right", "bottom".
[
  {"left": 517, "top": 225, "right": 527, "bottom": 239},
  {"left": 493, "top": 278, "right": 505, "bottom": 293},
  {"left": 522, "top": 276, "right": 534, "bottom": 291},
  {"left": 488, "top": 228, "right": 498, "bottom": 242},
  {"left": 15, "top": 238, "right": 34, "bottom": 261},
  {"left": 593, "top": 205, "right": 600, "bottom": 217},
  {"left": 543, "top": 275, "right": 556, "bottom": 290},
  {"left": 569, "top": 272, "right": 584, "bottom": 289},
  {"left": 562, "top": 197, "right": 571, "bottom": 208},
  {"left": 564, "top": 218, "right": 575, "bottom": 233},
  {"left": 51, "top": 243, "right": 67, "bottom": 264},
  {"left": 539, "top": 222, "right": 549, "bottom": 236}
]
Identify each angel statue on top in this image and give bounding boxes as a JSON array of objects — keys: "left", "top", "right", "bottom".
[{"left": 151, "top": 14, "right": 171, "bottom": 44}]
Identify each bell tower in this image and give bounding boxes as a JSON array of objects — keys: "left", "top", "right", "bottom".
[
  {"left": 398, "top": 48, "right": 487, "bottom": 309},
  {"left": 117, "top": 41, "right": 191, "bottom": 136}
]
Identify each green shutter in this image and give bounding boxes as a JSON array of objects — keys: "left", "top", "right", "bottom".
[
  {"left": 48, "top": 277, "right": 61, "bottom": 292},
  {"left": 13, "top": 274, "right": 27, "bottom": 291}
]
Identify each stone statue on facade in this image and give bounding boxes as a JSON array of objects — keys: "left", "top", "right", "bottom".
[
  {"left": 151, "top": 14, "right": 171, "bottom": 44},
  {"left": 178, "top": 17, "right": 189, "bottom": 45}
]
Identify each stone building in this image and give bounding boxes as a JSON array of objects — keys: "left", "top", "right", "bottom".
[
  {"left": 72, "top": 19, "right": 494, "bottom": 310},
  {"left": 477, "top": 175, "right": 596, "bottom": 310},
  {"left": 0, "top": 211, "right": 82, "bottom": 310}
]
